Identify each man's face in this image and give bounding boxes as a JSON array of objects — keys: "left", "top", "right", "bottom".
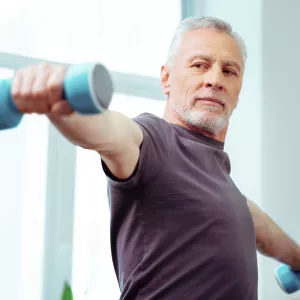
[{"left": 161, "top": 28, "right": 244, "bottom": 135}]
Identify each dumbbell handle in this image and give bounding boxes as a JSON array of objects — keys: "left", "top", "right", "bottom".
[
  {"left": 0, "top": 62, "right": 113, "bottom": 130},
  {"left": 275, "top": 264, "right": 300, "bottom": 294}
]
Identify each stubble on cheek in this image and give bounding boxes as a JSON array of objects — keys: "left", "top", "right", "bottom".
[{"left": 176, "top": 76, "right": 196, "bottom": 111}]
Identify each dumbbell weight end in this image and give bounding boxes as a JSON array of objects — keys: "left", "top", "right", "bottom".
[
  {"left": 275, "top": 264, "right": 300, "bottom": 294},
  {"left": 0, "top": 79, "right": 22, "bottom": 130}
]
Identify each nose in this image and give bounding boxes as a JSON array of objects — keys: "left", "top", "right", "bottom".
[{"left": 204, "top": 68, "right": 224, "bottom": 92}]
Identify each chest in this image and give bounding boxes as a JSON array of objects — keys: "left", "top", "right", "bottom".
[{"left": 143, "top": 141, "right": 247, "bottom": 222}]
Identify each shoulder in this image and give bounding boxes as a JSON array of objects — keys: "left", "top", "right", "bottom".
[
  {"left": 133, "top": 113, "right": 168, "bottom": 127},
  {"left": 102, "top": 113, "right": 172, "bottom": 187}
]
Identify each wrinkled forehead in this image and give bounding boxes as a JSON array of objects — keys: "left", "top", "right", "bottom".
[{"left": 178, "top": 28, "right": 243, "bottom": 67}]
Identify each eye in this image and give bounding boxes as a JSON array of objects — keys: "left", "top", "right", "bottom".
[
  {"left": 193, "top": 63, "right": 207, "bottom": 70},
  {"left": 223, "top": 69, "right": 237, "bottom": 76}
]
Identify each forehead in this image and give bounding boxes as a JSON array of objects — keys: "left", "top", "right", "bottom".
[{"left": 178, "top": 28, "right": 243, "bottom": 65}]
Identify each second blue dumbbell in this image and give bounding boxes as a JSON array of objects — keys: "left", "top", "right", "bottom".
[
  {"left": 275, "top": 264, "right": 300, "bottom": 294},
  {"left": 0, "top": 62, "right": 113, "bottom": 130}
]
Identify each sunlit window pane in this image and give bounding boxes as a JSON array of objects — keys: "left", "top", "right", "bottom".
[
  {"left": 0, "top": 0, "right": 181, "bottom": 77},
  {"left": 0, "top": 68, "right": 48, "bottom": 300}
]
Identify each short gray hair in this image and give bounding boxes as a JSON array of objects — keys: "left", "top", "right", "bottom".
[{"left": 166, "top": 16, "right": 247, "bottom": 66}]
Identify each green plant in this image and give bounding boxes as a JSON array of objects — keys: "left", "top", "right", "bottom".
[{"left": 62, "top": 281, "right": 73, "bottom": 300}]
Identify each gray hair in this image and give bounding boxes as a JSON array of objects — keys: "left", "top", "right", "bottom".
[{"left": 166, "top": 16, "right": 247, "bottom": 67}]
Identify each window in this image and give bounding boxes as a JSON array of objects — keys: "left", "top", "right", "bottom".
[
  {"left": 72, "top": 94, "right": 165, "bottom": 299},
  {"left": 0, "top": 0, "right": 181, "bottom": 77},
  {"left": 0, "top": 68, "right": 48, "bottom": 300}
]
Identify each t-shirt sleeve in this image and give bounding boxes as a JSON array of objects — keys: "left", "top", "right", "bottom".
[{"left": 101, "top": 113, "right": 171, "bottom": 188}]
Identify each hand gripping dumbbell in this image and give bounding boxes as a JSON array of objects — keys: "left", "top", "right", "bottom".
[
  {"left": 0, "top": 62, "right": 113, "bottom": 130},
  {"left": 275, "top": 264, "right": 300, "bottom": 294}
]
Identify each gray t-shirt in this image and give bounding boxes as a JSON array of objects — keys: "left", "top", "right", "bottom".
[{"left": 102, "top": 113, "right": 258, "bottom": 300}]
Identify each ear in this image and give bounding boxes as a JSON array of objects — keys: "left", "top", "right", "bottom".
[{"left": 160, "top": 64, "right": 171, "bottom": 95}]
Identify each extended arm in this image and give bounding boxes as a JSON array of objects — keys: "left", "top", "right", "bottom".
[
  {"left": 247, "top": 199, "right": 300, "bottom": 270},
  {"left": 11, "top": 63, "right": 143, "bottom": 180},
  {"left": 48, "top": 110, "right": 143, "bottom": 179}
]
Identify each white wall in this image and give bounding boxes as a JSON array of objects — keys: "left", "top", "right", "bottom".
[
  {"left": 200, "top": 0, "right": 300, "bottom": 299},
  {"left": 261, "top": 0, "right": 300, "bottom": 299}
]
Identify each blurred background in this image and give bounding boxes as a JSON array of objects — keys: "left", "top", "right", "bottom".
[{"left": 0, "top": 0, "right": 299, "bottom": 299}]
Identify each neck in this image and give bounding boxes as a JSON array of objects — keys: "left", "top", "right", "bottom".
[{"left": 163, "top": 108, "right": 228, "bottom": 143}]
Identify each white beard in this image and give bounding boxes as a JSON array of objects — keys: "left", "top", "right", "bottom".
[{"left": 174, "top": 104, "right": 230, "bottom": 134}]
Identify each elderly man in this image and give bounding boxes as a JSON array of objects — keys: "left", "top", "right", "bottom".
[{"left": 11, "top": 16, "right": 300, "bottom": 300}]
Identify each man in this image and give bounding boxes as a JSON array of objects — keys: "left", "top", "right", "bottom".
[{"left": 11, "top": 16, "right": 300, "bottom": 300}]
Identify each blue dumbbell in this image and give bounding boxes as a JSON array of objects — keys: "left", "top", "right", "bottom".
[
  {"left": 0, "top": 62, "right": 113, "bottom": 130},
  {"left": 275, "top": 264, "right": 300, "bottom": 294}
]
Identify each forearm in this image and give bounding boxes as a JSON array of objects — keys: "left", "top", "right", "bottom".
[
  {"left": 48, "top": 110, "right": 141, "bottom": 154},
  {"left": 248, "top": 200, "right": 300, "bottom": 270}
]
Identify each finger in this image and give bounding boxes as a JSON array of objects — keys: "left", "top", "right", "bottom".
[
  {"left": 50, "top": 101, "right": 74, "bottom": 115},
  {"left": 17, "top": 67, "right": 37, "bottom": 113},
  {"left": 11, "top": 69, "right": 35, "bottom": 113},
  {"left": 31, "top": 64, "right": 52, "bottom": 114},
  {"left": 11, "top": 70, "right": 23, "bottom": 99},
  {"left": 46, "top": 65, "right": 67, "bottom": 106},
  {"left": 11, "top": 70, "right": 26, "bottom": 111},
  {"left": 32, "top": 63, "right": 51, "bottom": 95},
  {"left": 20, "top": 67, "right": 35, "bottom": 96}
]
